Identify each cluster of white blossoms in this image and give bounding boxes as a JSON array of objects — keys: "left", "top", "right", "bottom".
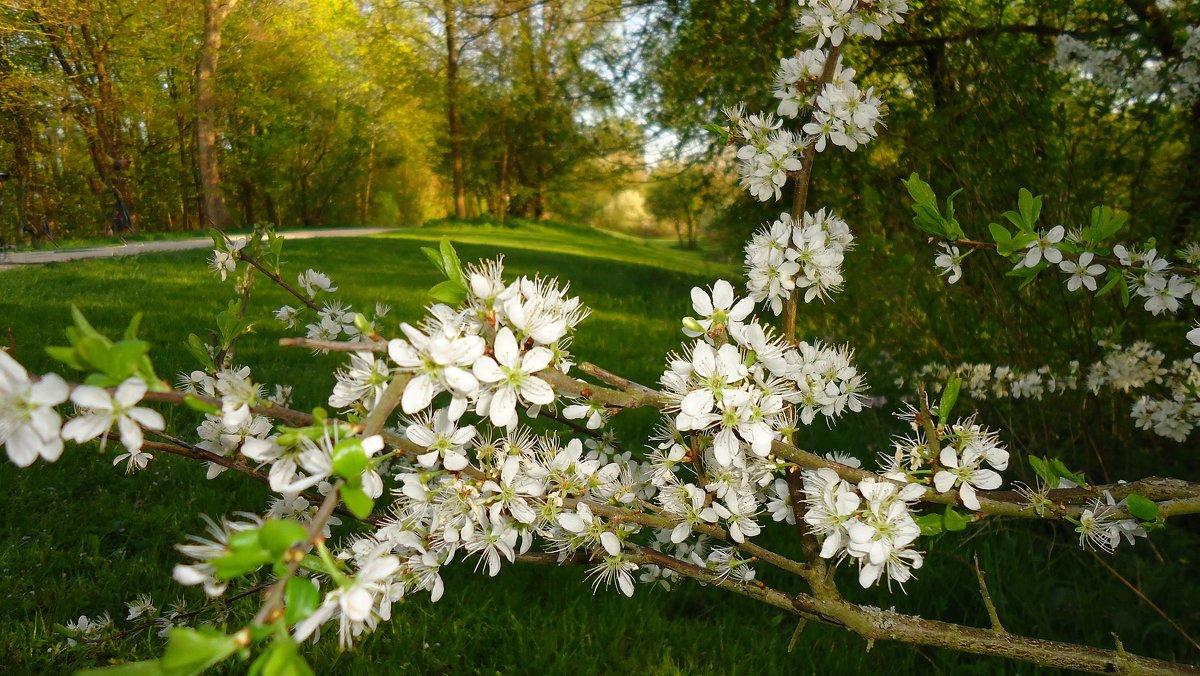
[
  {"left": 802, "top": 469, "right": 924, "bottom": 588},
  {"left": 726, "top": 0, "right": 903, "bottom": 204},
  {"left": 726, "top": 108, "right": 805, "bottom": 202},
  {"left": 907, "top": 339, "right": 1200, "bottom": 441},
  {"left": 931, "top": 230, "right": 1200, "bottom": 425},
  {"left": 1052, "top": 26, "right": 1200, "bottom": 106},
  {"left": 797, "top": 0, "right": 909, "bottom": 47},
  {"left": 664, "top": 280, "right": 866, "bottom": 467},
  {"left": 744, "top": 209, "right": 854, "bottom": 313},
  {"left": 937, "top": 229, "right": 1200, "bottom": 314}
]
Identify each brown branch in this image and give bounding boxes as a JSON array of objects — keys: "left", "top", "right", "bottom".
[
  {"left": 626, "top": 545, "right": 1198, "bottom": 674},
  {"left": 238, "top": 251, "right": 319, "bottom": 312}
]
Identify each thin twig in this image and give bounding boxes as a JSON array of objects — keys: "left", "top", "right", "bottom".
[{"left": 973, "top": 553, "right": 1006, "bottom": 634}]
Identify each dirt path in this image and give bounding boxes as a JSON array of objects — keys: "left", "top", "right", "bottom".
[{"left": 0, "top": 227, "right": 390, "bottom": 266}]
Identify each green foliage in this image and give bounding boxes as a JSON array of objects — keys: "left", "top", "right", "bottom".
[
  {"left": 46, "top": 307, "right": 161, "bottom": 389},
  {"left": 902, "top": 174, "right": 964, "bottom": 240},
  {"left": 422, "top": 237, "right": 469, "bottom": 304},
  {"left": 937, "top": 375, "right": 962, "bottom": 424},
  {"left": 1028, "top": 456, "right": 1089, "bottom": 490},
  {"left": 284, "top": 580, "right": 320, "bottom": 627}
]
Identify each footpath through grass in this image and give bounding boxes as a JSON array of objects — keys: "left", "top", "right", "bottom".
[{"left": 0, "top": 223, "right": 1196, "bottom": 674}]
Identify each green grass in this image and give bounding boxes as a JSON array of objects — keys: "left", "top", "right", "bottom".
[{"left": 0, "top": 223, "right": 1196, "bottom": 674}]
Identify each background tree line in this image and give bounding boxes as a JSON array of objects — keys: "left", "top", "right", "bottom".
[{"left": 0, "top": 0, "right": 643, "bottom": 242}]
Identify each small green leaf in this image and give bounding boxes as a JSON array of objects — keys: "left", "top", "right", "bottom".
[
  {"left": 439, "top": 237, "right": 465, "bottom": 287},
  {"left": 208, "top": 228, "right": 226, "bottom": 251},
  {"left": 250, "top": 632, "right": 315, "bottom": 676},
  {"left": 988, "top": 222, "right": 1012, "bottom": 248},
  {"left": 1029, "top": 456, "right": 1057, "bottom": 486},
  {"left": 159, "top": 627, "right": 239, "bottom": 675},
  {"left": 184, "top": 334, "right": 214, "bottom": 370},
  {"left": 915, "top": 513, "right": 944, "bottom": 536},
  {"left": 939, "top": 375, "right": 962, "bottom": 423},
  {"left": 1124, "top": 493, "right": 1159, "bottom": 522},
  {"left": 428, "top": 279, "right": 468, "bottom": 305},
  {"left": 340, "top": 482, "right": 374, "bottom": 519},
  {"left": 1095, "top": 269, "right": 1122, "bottom": 297},
  {"left": 1049, "top": 458, "right": 1087, "bottom": 487},
  {"left": 183, "top": 394, "right": 220, "bottom": 415},
  {"left": 903, "top": 173, "right": 938, "bottom": 208},
  {"left": 123, "top": 313, "right": 144, "bottom": 342},
  {"left": 943, "top": 506, "right": 970, "bottom": 531},
  {"left": 353, "top": 313, "right": 373, "bottom": 336},
  {"left": 212, "top": 547, "right": 271, "bottom": 580},
  {"left": 1017, "top": 188, "right": 1042, "bottom": 230},
  {"left": 259, "top": 519, "right": 309, "bottom": 558},
  {"left": 45, "top": 345, "right": 85, "bottom": 370},
  {"left": 332, "top": 439, "right": 368, "bottom": 479},
  {"left": 284, "top": 578, "right": 321, "bottom": 626},
  {"left": 71, "top": 306, "right": 110, "bottom": 345},
  {"left": 421, "top": 246, "right": 446, "bottom": 275}
]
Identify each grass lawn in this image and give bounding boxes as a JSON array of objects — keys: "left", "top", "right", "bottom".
[{"left": 1, "top": 224, "right": 1196, "bottom": 674}]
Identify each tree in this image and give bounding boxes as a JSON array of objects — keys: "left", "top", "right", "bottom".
[
  {"left": 644, "top": 163, "right": 723, "bottom": 248},
  {"left": 196, "top": 0, "right": 238, "bottom": 230}
]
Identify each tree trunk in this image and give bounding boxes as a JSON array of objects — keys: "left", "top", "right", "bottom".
[
  {"left": 443, "top": 0, "right": 467, "bottom": 220},
  {"left": 197, "top": 0, "right": 237, "bottom": 230},
  {"left": 498, "top": 139, "right": 510, "bottom": 223},
  {"left": 360, "top": 135, "right": 376, "bottom": 225}
]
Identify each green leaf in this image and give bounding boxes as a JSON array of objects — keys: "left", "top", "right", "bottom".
[
  {"left": 332, "top": 439, "right": 368, "bottom": 479},
  {"left": 123, "top": 313, "right": 144, "bottom": 342},
  {"left": 45, "top": 345, "right": 85, "bottom": 370},
  {"left": 1017, "top": 188, "right": 1042, "bottom": 230},
  {"left": 184, "top": 334, "right": 214, "bottom": 370},
  {"left": 340, "top": 482, "right": 374, "bottom": 519},
  {"left": 915, "top": 513, "right": 944, "bottom": 536},
  {"left": 439, "top": 237, "right": 466, "bottom": 288},
  {"left": 988, "top": 222, "right": 1011, "bottom": 248},
  {"left": 159, "top": 627, "right": 239, "bottom": 676},
  {"left": 420, "top": 246, "right": 446, "bottom": 275},
  {"left": 1124, "top": 493, "right": 1159, "bottom": 522},
  {"left": 249, "top": 633, "right": 315, "bottom": 676},
  {"left": 284, "top": 578, "right": 321, "bottom": 626},
  {"left": 943, "top": 188, "right": 965, "bottom": 239},
  {"left": 943, "top": 506, "right": 970, "bottom": 531},
  {"left": 1095, "top": 269, "right": 1122, "bottom": 298},
  {"left": 259, "top": 520, "right": 309, "bottom": 558},
  {"left": 72, "top": 306, "right": 110, "bottom": 345},
  {"left": 939, "top": 375, "right": 962, "bottom": 423},
  {"left": 183, "top": 394, "right": 220, "bottom": 415},
  {"left": 1028, "top": 456, "right": 1057, "bottom": 486},
  {"left": 902, "top": 174, "right": 952, "bottom": 239},
  {"left": 212, "top": 547, "right": 271, "bottom": 581},
  {"left": 428, "top": 279, "right": 468, "bottom": 305},
  {"left": 208, "top": 228, "right": 226, "bottom": 251},
  {"left": 1049, "top": 458, "right": 1087, "bottom": 487},
  {"left": 105, "top": 340, "right": 150, "bottom": 377},
  {"left": 903, "top": 173, "right": 938, "bottom": 208}
]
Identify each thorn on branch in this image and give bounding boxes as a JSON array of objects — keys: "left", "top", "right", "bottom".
[
  {"left": 787, "top": 618, "right": 809, "bottom": 653},
  {"left": 973, "top": 553, "right": 1006, "bottom": 634}
]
